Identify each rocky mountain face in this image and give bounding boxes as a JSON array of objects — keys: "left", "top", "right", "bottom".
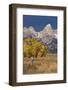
[{"left": 23, "top": 24, "right": 57, "bottom": 53}]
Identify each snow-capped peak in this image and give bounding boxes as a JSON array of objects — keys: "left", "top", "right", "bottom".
[{"left": 42, "top": 24, "right": 53, "bottom": 35}]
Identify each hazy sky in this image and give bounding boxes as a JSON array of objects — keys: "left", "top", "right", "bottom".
[{"left": 23, "top": 15, "right": 57, "bottom": 32}]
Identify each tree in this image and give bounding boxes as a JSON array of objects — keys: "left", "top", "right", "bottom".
[{"left": 24, "top": 38, "right": 48, "bottom": 64}]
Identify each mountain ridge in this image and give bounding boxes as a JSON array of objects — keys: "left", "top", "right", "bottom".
[{"left": 23, "top": 24, "right": 57, "bottom": 53}]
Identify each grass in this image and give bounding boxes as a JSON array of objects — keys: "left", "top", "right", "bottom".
[{"left": 23, "top": 53, "right": 57, "bottom": 74}]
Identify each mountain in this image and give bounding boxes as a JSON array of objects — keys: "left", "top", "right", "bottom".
[
  {"left": 23, "top": 26, "right": 37, "bottom": 38},
  {"left": 23, "top": 24, "right": 57, "bottom": 38},
  {"left": 42, "top": 24, "right": 53, "bottom": 35},
  {"left": 37, "top": 24, "right": 57, "bottom": 44},
  {"left": 47, "top": 38, "right": 57, "bottom": 53},
  {"left": 23, "top": 24, "right": 57, "bottom": 53}
]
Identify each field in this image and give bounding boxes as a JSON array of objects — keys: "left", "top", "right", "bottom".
[{"left": 23, "top": 53, "right": 57, "bottom": 74}]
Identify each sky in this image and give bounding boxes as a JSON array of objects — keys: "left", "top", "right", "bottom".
[{"left": 23, "top": 15, "right": 57, "bottom": 32}]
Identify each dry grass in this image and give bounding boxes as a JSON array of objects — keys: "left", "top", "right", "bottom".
[{"left": 23, "top": 53, "right": 57, "bottom": 74}]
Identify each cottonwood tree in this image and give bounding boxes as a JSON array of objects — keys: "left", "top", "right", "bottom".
[{"left": 24, "top": 38, "right": 48, "bottom": 65}]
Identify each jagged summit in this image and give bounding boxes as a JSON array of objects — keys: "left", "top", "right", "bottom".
[
  {"left": 23, "top": 24, "right": 57, "bottom": 39},
  {"left": 42, "top": 24, "right": 53, "bottom": 35},
  {"left": 23, "top": 26, "right": 37, "bottom": 38}
]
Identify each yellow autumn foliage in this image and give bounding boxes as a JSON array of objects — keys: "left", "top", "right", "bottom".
[{"left": 23, "top": 38, "right": 48, "bottom": 58}]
